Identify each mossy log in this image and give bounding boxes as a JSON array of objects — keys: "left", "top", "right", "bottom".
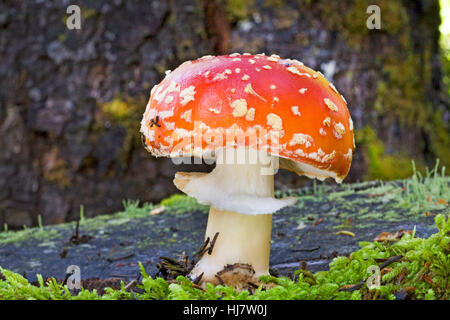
[{"left": 0, "top": 177, "right": 448, "bottom": 283}]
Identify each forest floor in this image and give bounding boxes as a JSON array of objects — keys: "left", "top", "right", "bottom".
[{"left": 0, "top": 170, "right": 449, "bottom": 299}]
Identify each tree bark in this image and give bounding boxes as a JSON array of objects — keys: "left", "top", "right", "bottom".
[{"left": 0, "top": 0, "right": 447, "bottom": 227}]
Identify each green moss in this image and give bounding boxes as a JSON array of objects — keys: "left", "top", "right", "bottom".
[
  {"left": 219, "top": 0, "right": 256, "bottom": 22},
  {"left": 306, "top": 0, "right": 408, "bottom": 49},
  {"left": 428, "top": 111, "right": 450, "bottom": 170},
  {"left": 81, "top": 8, "right": 99, "bottom": 20},
  {"left": 100, "top": 98, "right": 135, "bottom": 121},
  {"left": 43, "top": 159, "right": 71, "bottom": 188},
  {"left": 289, "top": 161, "right": 449, "bottom": 224},
  {"left": 1, "top": 214, "right": 448, "bottom": 300},
  {"left": 42, "top": 148, "right": 72, "bottom": 188},
  {"left": 98, "top": 95, "right": 147, "bottom": 167},
  {"left": 58, "top": 34, "right": 67, "bottom": 43},
  {"left": 356, "top": 126, "right": 423, "bottom": 181},
  {"left": 375, "top": 52, "right": 430, "bottom": 127},
  {"left": 160, "top": 194, "right": 208, "bottom": 214},
  {"left": 307, "top": 0, "right": 444, "bottom": 173},
  {"left": 0, "top": 227, "right": 62, "bottom": 246}
]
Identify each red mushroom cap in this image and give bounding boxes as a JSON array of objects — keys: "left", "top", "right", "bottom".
[{"left": 141, "top": 53, "right": 355, "bottom": 183}]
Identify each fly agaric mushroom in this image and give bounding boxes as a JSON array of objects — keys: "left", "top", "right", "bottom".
[{"left": 140, "top": 53, "right": 355, "bottom": 289}]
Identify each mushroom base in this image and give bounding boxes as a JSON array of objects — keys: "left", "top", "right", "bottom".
[{"left": 190, "top": 207, "right": 272, "bottom": 288}]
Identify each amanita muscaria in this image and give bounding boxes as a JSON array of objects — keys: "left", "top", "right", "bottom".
[{"left": 140, "top": 53, "right": 355, "bottom": 288}]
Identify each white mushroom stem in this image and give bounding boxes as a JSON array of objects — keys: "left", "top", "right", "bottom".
[
  {"left": 191, "top": 207, "right": 272, "bottom": 284},
  {"left": 173, "top": 148, "right": 296, "bottom": 286}
]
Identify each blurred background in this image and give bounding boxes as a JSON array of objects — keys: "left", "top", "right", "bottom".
[{"left": 0, "top": 0, "right": 448, "bottom": 228}]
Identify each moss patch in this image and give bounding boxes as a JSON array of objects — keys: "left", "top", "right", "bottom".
[
  {"left": 219, "top": 0, "right": 256, "bottom": 22},
  {"left": 160, "top": 194, "right": 209, "bottom": 214},
  {"left": 97, "top": 95, "right": 147, "bottom": 167},
  {"left": 356, "top": 126, "right": 425, "bottom": 181}
]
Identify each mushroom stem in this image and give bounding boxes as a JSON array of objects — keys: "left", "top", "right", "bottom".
[
  {"left": 191, "top": 207, "right": 273, "bottom": 286},
  {"left": 174, "top": 148, "right": 285, "bottom": 287}
]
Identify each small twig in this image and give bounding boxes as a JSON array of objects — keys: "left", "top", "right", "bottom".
[
  {"left": 63, "top": 269, "right": 74, "bottom": 286},
  {"left": 215, "top": 274, "right": 224, "bottom": 285},
  {"left": 339, "top": 255, "right": 404, "bottom": 292},
  {"left": 268, "top": 268, "right": 279, "bottom": 277},
  {"left": 75, "top": 220, "right": 79, "bottom": 239},
  {"left": 124, "top": 279, "right": 136, "bottom": 291},
  {"left": 379, "top": 255, "right": 403, "bottom": 269},
  {"left": 247, "top": 281, "right": 259, "bottom": 289},
  {"left": 107, "top": 253, "right": 135, "bottom": 263},
  {"left": 194, "top": 237, "right": 210, "bottom": 259},
  {"left": 339, "top": 280, "right": 365, "bottom": 292},
  {"left": 291, "top": 246, "right": 320, "bottom": 252},
  {"left": 109, "top": 274, "right": 136, "bottom": 278},
  {"left": 167, "top": 279, "right": 205, "bottom": 291},
  {"left": 160, "top": 256, "right": 182, "bottom": 265},
  {"left": 192, "top": 272, "right": 204, "bottom": 285},
  {"left": 68, "top": 220, "right": 93, "bottom": 245},
  {"left": 313, "top": 218, "right": 323, "bottom": 226},
  {"left": 208, "top": 232, "right": 220, "bottom": 255},
  {"left": 396, "top": 267, "right": 407, "bottom": 285}
]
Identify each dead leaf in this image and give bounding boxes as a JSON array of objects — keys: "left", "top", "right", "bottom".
[
  {"left": 338, "top": 284, "right": 354, "bottom": 290},
  {"left": 374, "top": 229, "right": 412, "bottom": 242},
  {"left": 313, "top": 218, "right": 323, "bottom": 226},
  {"left": 150, "top": 206, "right": 165, "bottom": 215},
  {"left": 336, "top": 230, "right": 355, "bottom": 237},
  {"left": 381, "top": 267, "right": 392, "bottom": 276},
  {"left": 396, "top": 267, "right": 407, "bottom": 285},
  {"left": 404, "top": 286, "right": 416, "bottom": 294},
  {"left": 423, "top": 274, "right": 434, "bottom": 285}
]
